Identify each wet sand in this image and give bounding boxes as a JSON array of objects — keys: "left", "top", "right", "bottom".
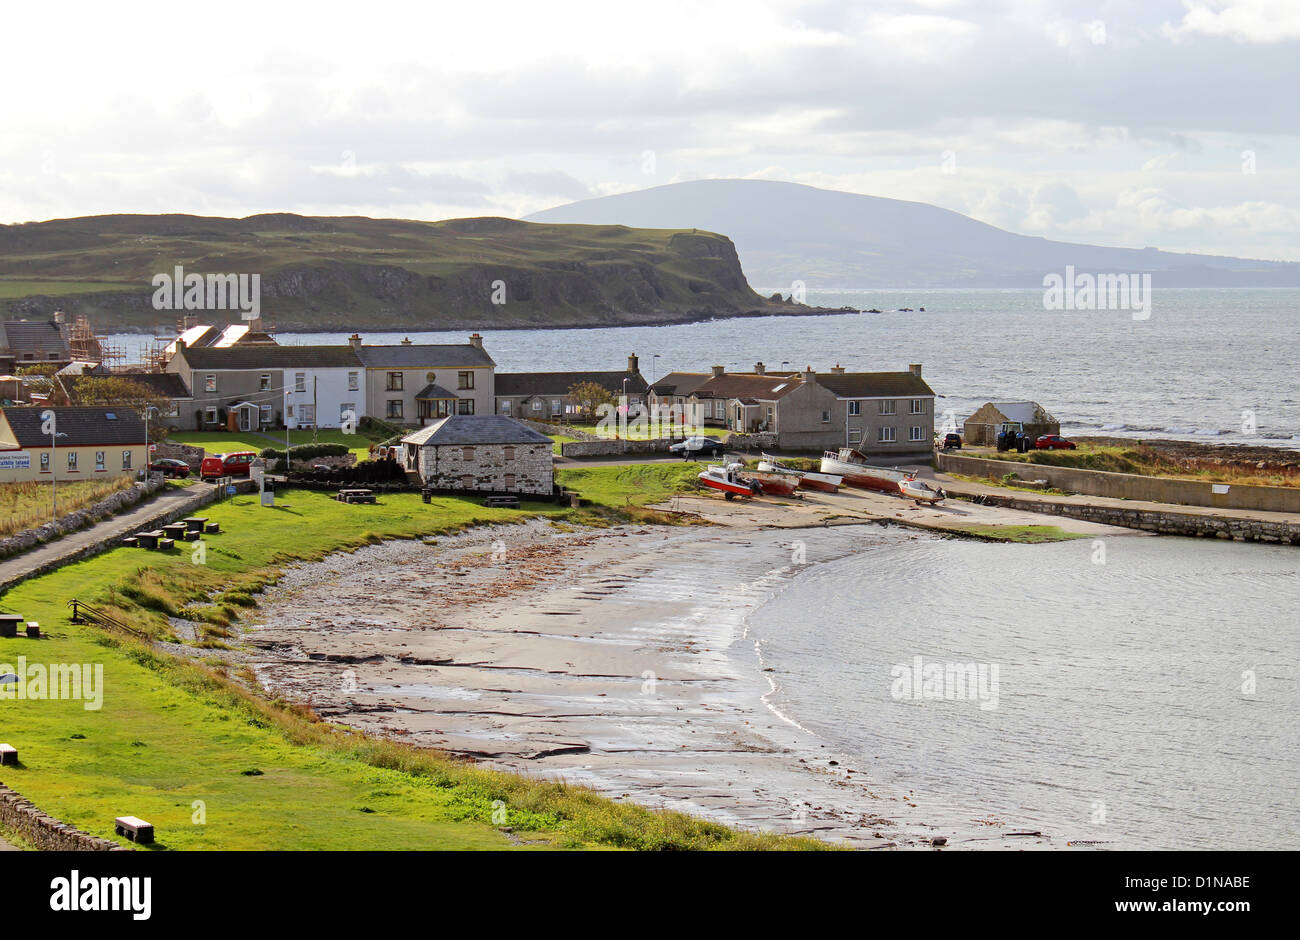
[{"left": 244, "top": 518, "right": 1064, "bottom": 849}]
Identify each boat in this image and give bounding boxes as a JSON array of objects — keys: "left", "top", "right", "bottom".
[
  {"left": 742, "top": 468, "right": 801, "bottom": 497},
  {"left": 758, "top": 455, "right": 842, "bottom": 493},
  {"left": 820, "top": 447, "right": 916, "bottom": 493},
  {"left": 898, "top": 478, "right": 946, "bottom": 504},
  {"left": 698, "top": 463, "right": 762, "bottom": 500}
]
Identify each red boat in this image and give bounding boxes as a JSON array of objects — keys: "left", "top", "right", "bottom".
[
  {"left": 698, "top": 463, "right": 762, "bottom": 500},
  {"left": 819, "top": 448, "right": 916, "bottom": 493},
  {"left": 759, "top": 455, "right": 842, "bottom": 492}
]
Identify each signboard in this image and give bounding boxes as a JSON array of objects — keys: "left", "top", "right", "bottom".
[
  {"left": 225, "top": 485, "right": 237, "bottom": 497},
  {"left": 0, "top": 452, "right": 31, "bottom": 470},
  {"left": 260, "top": 490, "right": 274, "bottom": 507}
]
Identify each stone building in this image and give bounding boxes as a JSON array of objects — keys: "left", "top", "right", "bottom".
[
  {"left": 401, "top": 415, "right": 554, "bottom": 496},
  {"left": 963, "top": 401, "right": 1059, "bottom": 446}
]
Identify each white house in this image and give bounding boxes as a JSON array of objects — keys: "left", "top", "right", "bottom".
[{"left": 283, "top": 356, "right": 367, "bottom": 430}]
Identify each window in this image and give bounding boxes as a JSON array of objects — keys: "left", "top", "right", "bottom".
[
  {"left": 820, "top": 410, "right": 831, "bottom": 423},
  {"left": 205, "top": 407, "right": 217, "bottom": 424},
  {"left": 165, "top": 402, "right": 179, "bottom": 418},
  {"left": 714, "top": 401, "right": 725, "bottom": 419},
  {"left": 878, "top": 426, "right": 897, "bottom": 443},
  {"left": 387, "top": 372, "right": 403, "bottom": 391},
  {"left": 298, "top": 404, "right": 315, "bottom": 426},
  {"left": 848, "top": 401, "right": 861, "bottom": 416},
  {"left": 503, "top": 446, "right": 515, "bottom": 460},
  {"left": 500, "top": 400, "right": 512, "bottom": 414},
  {"left": 40, "top": 453, "right": 50, "bottom": 472},
  {"left": 387, "top": 399, "right": 404, "bottom": 419},
  {"left": 348, "top": 371, "right": 359, "bottom": 391},
  {"left": 48, "top": 352, "right": 58, "bottom": 360},
  {"left": 68, "top": 452, "right": 78, "bottom": 471},
  {"left": 95, "top": 451, "right": 105, "bottom": 471},
  {"left": 503, "top": 473, "right": 516, "bottom": 489},
  {"left": 204, "top": 374, "right": 216, "bottom": 392},
  {"left": 459, "top": 474, "right": 473, "bottom": 488},
  {"left": 22, "top": 352, "right": 33, "bottom": 361},
  {"left": 295, "top": 372, "right": 306, "bottom": 393},
  {"left": 457, "top": 399, "right": 474, "bottom": 415},
  {"left": 260, "top": 374, "right": 270, "bottom": 391},
  {"left": 260, "top": 404, "right": 272, "bottom": 424},
  {"left": 911, "top": 399, "right": 926, "bottom": 415},
  {"left": 909, "top": 426, "right": 925, "bottom": 442},
  {"left": 462, "top": 446, "right": 475, "bottom": 460},
  {"left": 458, "top": 371, "right": 474, "bottom": 390},
  {"left": 550, "top": 399, "right": 562, "bottom": 415},
  {"left": 122, "top": 450, "right": 132, "bottom": 470},
  {"left": 531, "top": 400, "right": 542, "bottom": 411},
  {"left": 848, "top": 428, "right": 862, "bottom": 442},
  {"left": 878, "top": 400, "right": 896, "bottom": 415}
]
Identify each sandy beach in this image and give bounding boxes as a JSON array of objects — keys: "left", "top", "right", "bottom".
[{"left": 241, "top": 507, "right": 1099, "bottom": 849}]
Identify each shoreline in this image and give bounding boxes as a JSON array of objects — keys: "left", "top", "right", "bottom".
[{"left": 241, "top": 519, "right": 1061, "bottom": 849}]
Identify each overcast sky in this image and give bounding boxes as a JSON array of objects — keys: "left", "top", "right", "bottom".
[{"left": 1, "top": 0, "right": 1296, "bottom": 260}]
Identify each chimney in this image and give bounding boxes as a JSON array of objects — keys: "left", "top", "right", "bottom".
[
  {"left": 53, "top": 310, "right": 66, "bottom": 325},
  {"left": 711, "top": 365, "right": 725, "bottom": 377},
  {"left": 348, "top": 333, "right": 362, "bottom": 348},
  {"left": 800, "top": 366, "right": 816, "bottom": 382},
  {"left": 469, "top": 333, "right": 483, "bottom": 349},
  {"left": 401, "top": 337, "right": 413, "bottom": 346},
  {"left": 909, "top": 363, "right": 922, "bottom": 376},
  {"left": 831, "top": 364, "right": 845, "bottom": 374},
  {"left": 753, "top": 361, "right": 765, "bottom": 374},
  {"left": 628, "top": 352, "right": 639, "bottom": 374}
]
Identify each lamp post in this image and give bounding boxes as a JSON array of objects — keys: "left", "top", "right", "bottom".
[
  {"left": 144, "top": 405, "right": 160, "bottom": 475},
  {"left": 284, "top": 389, "right": 292, "bottom": 474},
  {"left": 40, "top": 409, "right": 57, "bottom": 521}
]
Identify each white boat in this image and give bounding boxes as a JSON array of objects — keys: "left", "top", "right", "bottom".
[
  {"left": 698, "top": 463, "right": 762, "bottom": 500},
  {"left": 899, "top": 479, "right": 945, "bottom": 503},
  {"left": 820, "top": 448, "right": 916, "bottom": 493},
  {"left": 758, "top": 455, "right": 842, "bottom": 493}
]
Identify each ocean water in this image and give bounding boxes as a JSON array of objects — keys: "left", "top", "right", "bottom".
[
  {"left": 745, "top": 533, "right": 1300, "bottom": 850},
  {"left": 109, "top": 287, "right": 1300, "bottom": 446}
]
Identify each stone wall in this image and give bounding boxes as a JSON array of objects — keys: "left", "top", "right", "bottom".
[
  {"left": 516, "top": 418, "right": 602, "bottom": 441},
  {"left": 0, "top": 476, "right": 167, "bottom": 561},
  {"left": 724, "top": 432, "right": 779, "bottom": 451},
  {"left": 418, "top": 442, "right": 553, "bottom": 495},
  {"left": 153, "top": 440, "right": 206, "bottom": 469},
  {"left": 0, "top": 782, "right": 125, "bottom": 850},
  {"left": 559, "top": 438, "right": 676, "bottom": 458},
  {"left": 957, "top": 491, "right": 1300, "bottom": 544},
  {"left": 937, "top": 452, "right": 1300, "bottom": 514}
]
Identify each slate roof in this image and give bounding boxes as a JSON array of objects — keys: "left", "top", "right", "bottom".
[
  {"left": 691, "top": 373, "right": 805, "bottom": 401},
  {"left": 1, "top": 320, "right": 70, "bottom": 358},
  {"left": 414, "top": 383, "right": 458, "bottom": 400},
  {"left": 1, "top": 406, "right": 146, "bottom": 447},
  {"left": 356, "top": 344, "right": 495, "bottom": 368},
  {"left": 179, "top": 345, "right": 363, "bottom": 369},
  {"left": 93, "top": 372, "right": 193, "bottom": 399},
  {"left": 984, "top": 401, "right": 1057, "bottom": 425},
  {"left": 649, "top": 372, "right": 711, "bottom": 397},
  {"left": 815, "top": 371, "right": 935, "bottom": 398},
  {"left": 495, "top": 371, "right": 648, "bottom": 398},
  {"left": 401, "top": 415, "right": 552, "bottom": 447}
]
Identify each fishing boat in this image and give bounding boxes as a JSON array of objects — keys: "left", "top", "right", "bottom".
[
  {"left": 743, "top": 467, "right": 801, "bottom": 497},
  {"left": 820, "top": 447, "right": 916, "bottom": 493},
  {"left": 758, "top": 455, "right": 842, "bottom": 493},
  {"left": 698, "top": 463, "right": 762, "bottom": 500},
  {"left": 898, "top": 478, "right": 946, "bottom": 504}
]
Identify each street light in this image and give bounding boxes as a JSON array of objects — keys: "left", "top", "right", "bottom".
[
  {"left": 284, "top": 389, "right": 293, "bottom": 474},
  {"left": 144, "top": 405, "right": 160, "bottom": 475},
  {"left": 40, "top": 409, "right": 59, "bottom": 521}
]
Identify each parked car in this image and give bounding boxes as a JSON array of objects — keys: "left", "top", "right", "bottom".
[
  {"left": 942, "top": 432, "right": 962, "bottom": 449},
  {"left": 149, "top": 457, "right": 192, "bottom": 478},
  {"left": 669, "top": 436, "right": 725, "bottom": 459},
  {"left": 200, "top": 451, "right": 258, "bottom": 480},
  {"left": 1035, "top": 435, "right": 1077, "bottom": 450}
]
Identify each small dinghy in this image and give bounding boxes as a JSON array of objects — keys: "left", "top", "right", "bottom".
[
  {"left": 898, "top": 478, "right": 946, "bottom": 504},
  {"left": 698, "top": 463, "right": 762, "bottom": 500}
]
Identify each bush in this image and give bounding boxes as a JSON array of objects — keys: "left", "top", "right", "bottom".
[
  {"left": 258, "top": 443, "right": 350, "bottom": 460},
  {"left": 359, "top": 415, "right": 401, "bottom": 438}
]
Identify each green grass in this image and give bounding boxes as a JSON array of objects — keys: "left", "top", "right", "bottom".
[
  {"left": 947, "top": 523, "right": 1088, "bottom": 543},
  {"left": 0, "top": 278, "right": 134, "bottom": 299},
  {"left": 169, "top": 431, "right": 270, "bottom": 456},
  {"left": 0, "top": 486, "right": 815, "bottom": 850},
  {"left": 0, "top": 477, "right": 136, "bottom": 537},
  {"left": 556, "top": 463, "right": 702, "bottom": 517}
]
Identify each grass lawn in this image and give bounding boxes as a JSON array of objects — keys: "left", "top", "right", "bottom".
[
  {"left": 556, "top": 463, "right": 701, "bottom": 513},
  {"left": 0, "top": 278, "right": 134, "bottom": 299},
  {"left": 0, "top": 484, "right": 814, "bottom": 851},
  {"left": 0, "top": 477, "right": 135, "bottom": 537},
  {"left": 947, "top": 523, "right": 1088, "bottom": 543},
  {"left": 171, "top": 429, "right": 384, "bottom": 461}
]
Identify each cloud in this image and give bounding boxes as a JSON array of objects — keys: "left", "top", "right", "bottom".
[{"left": 1164, "top": 1, "right": 1300, "bottom": 44}]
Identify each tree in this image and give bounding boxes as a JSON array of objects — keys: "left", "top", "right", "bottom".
[
  {"left": 61, "top": 376, "right": 173, "bottom": 428},
  {"left": 567, "top": 380, "right": 617, "bottom": 417}
]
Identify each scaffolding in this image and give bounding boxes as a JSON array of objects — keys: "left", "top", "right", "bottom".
[{"left": 63, "top": 313, "right": 127, "bottom": 370}]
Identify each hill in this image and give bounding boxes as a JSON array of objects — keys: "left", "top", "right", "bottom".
[
  {"left": 0, "top": 213, "right": 802, "bottom": 332},
  {"left": 526, "top": 179, "right": 1300, "bottom": 288}
]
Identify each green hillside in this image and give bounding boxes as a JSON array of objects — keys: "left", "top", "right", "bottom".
[{"left": 0, "top": 214, "right": 800, "bottom": 332}]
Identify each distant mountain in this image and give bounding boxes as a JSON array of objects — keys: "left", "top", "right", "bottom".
[
  {"left": 527, "top": 179, "right": 1300, "bottom": 288},
  {"left": 0, "top": 214, "right": 806, "bottom": 332}
]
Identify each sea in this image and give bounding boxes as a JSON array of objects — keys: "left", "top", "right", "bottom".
[{"left": 108, "top": 287, "right": 1300, "bottom": 446}]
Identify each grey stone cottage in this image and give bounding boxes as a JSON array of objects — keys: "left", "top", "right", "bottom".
[{"left": 401, "top": 415, "right": 554, "bottom": 496}]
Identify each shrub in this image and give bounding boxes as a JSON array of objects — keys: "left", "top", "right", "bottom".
[{"left": 258, "top": 443, "right": 350, "bottom": 460}]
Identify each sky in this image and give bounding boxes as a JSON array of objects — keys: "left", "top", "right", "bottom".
[{"left": 1, "top": 0, "right": 1297, "bottom": 260}]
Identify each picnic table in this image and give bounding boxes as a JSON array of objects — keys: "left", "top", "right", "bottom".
[
  {"left": 162, "top": 523, "right": 189, "bottom": 540},
  {"left": 0, "top": 614, "right": 24, "bottom": 638},
  {"left": 181, "top": 516, "right": 208, "bottom": 533},
  {"left": 134, "top": 530, "right": 164, "bottom": 549},
  {"left": 337, "top": 488, "right": 376, "bottom": 504}
]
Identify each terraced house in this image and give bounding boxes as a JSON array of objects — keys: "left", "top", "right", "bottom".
[
  {"left": 816, "top": 364, "right": 935, "bottom": 456},
  {"left": 494, "top": 355, "right": 648, "bottom": 419},
  {"left": 353, "top": 333, "right": 496, "bottom": 427},
  {"left": 167, "top": 343, "right": 365, "bottom": 431}
]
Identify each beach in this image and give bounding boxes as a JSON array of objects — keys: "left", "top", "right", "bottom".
[{"left": 243, "top": 516, "right": 1073, "bottom": 849}]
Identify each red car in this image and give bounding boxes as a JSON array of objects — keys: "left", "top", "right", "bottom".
[
  {"left": 200, "top": 451, "right": 258, "bottom": 480},
  {"left": 1035, "top": 435, "right": 1077, "bottom": 450}
]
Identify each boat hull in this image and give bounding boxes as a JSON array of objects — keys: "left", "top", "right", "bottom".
[
  {"left": 819, "top": 454, "right": 909, "bottom": 493},
  {"left": 757, "top": 457, "right": 842, "bottom": 493},
  {"left": 743, "top": 470, "right": 800, "bottom": 496}
]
